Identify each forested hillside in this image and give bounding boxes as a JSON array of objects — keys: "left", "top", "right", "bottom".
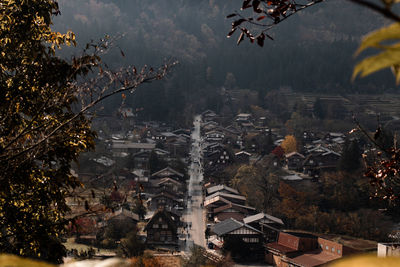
[{"left": 54, "top": 0, "right": 394, "bottom": 122}]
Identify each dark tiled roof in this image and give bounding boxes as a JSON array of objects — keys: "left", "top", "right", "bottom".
[
  {"left": 212, "top": 218, "right": 262, "bottom": 236},
  {"left": 212, "top": 218, "right": 243, "bottom": 236}
]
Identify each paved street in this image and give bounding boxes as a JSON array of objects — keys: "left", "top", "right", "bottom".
[{"left": 184, "top": 115, "right": 206, "bottom": 252}]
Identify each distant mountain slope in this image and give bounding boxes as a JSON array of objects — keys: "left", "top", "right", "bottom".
[{"left": 54, "top": 0, "right": 395, "bottom": 121}]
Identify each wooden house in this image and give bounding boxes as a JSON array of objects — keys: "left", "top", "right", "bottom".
[
  {"left": 148, "top": 191, "right": 183, "bottom": 211},
  {"left": 265, "top": 232, "right": 355, "bottom": 267},
  {"left": 243, "top": 212, "right": 284, "bottom": 242},
  {"left": 235, "top": 151, "right": 251, "bottom": 164},
  {"left": 285, "top": 152, "right": 305, "bottom": 171},
  {"left": 206, "top": 184, "right": 239, "bottom": 197},
  {"left": 151, "top": 167, "right": 184, "bottom": 181},
  {"left": 211, "top": 218, "right": 264, "bottom": 257},
  {"left": 144, "top": 209, "right": 179, "bottom": 247}
]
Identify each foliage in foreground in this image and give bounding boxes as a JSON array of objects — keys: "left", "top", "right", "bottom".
[
  {"left": 228, "top": 0, "right": 400, "bottom": 83},
  {"left": 0, "top": 0, "right": 171, "bottom": 263}
]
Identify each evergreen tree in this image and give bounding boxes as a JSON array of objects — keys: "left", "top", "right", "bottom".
[
  {"left": 339, "top": 138, "right": 361, "bottom": 172},
  {"left": 313, "top": 97, "right": 326, "bottom": 120}
]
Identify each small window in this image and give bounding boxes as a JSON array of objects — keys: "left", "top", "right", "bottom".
[
  {"left": 153, "top": 224, "right": 159, "bottom": 228},
  {"left": 338, "top": 249, "right": 341, "bottom": 254},
  {"left": 332, "top": 247, "right": 335, "bottom": 252},
  {"left": 326, "top": 246, "right": 329, "bottom": 250}
]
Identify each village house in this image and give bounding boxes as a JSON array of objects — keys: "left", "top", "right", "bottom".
[
  {"left": 154, "top": 177, "right": 184, "bottom": 196},
  {"left": 303, "top": 147, "right": 341, "bottom": 177},
  {"left": 204, "top": 148, "right": 233, "bottom": 169},
  {"left": 378, "top": 243, "right": 400, "bottom": 257},
  {"left": 285, "top": 152, "right": 305, "bottom": 171},
  {"left": 102, "top": 208, "right": 139, "bottom": 229},
  {"left": 236, "top": 113, "right": 253, "bottom": 123},
  {"left": 211, "top": 218, "right": 264, "bottom": 258},
  {"left": 147, "top": 191, "right": 184, "bottom": 211},
  {"left": 213, "top": 202, "right": 256, "bottom": 223},
  {"left": 206, "top": 184, "right": 239, "bottom": 196},
  {"left": 243, "top": 213, "right": 284, "bottom": 242},
  {"left": 265, "top": 232, "right": 356, "bottom": 267},
  {"left": 205, "top": 130, "right": 225, "bottom": 142},
  {"left": 202, "top": 121, "right": 219, "bottom": 133},
  {"left": 202, "top": 109, "right": 218, "bottom": 122},
  {"left": 150, "top": 167, "right": 185, "bottom": 181},
  {"left": 235, "top": 151, "right": 251, "bottom": 165},
  {"left": 129, "top": 148, "right": 171, "bottom": 167},
  {"left": 144, "top": 209, "right": 180, "bottom": 247},
  {"left": 205, "top": 191, "right": 246, "bottom": 206},
  {"left": 204, "top": 192, "right": 252, "bottom": 222},
  {"left": 112, "top": 140, "right": 155, "bottom": 157}
]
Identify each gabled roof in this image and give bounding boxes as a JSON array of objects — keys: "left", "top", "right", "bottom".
[
  {"left": 202, "top": 109, "right": 217, "bottom": 116},
  {"left": 151, "top": 167, "right": 184, "bottom": 178},
  {"left": 205, "top": 130, "right": 224, "bottom": 136},
  {"left": 151, "top": 191, "right": 182, "bottom": 202},
  {"left": 105, "top": 208, "right": 139, "bottom": 222},
  {"left": 235, "top": 151, "right": 252, "bottom": 157},
  {"left": 207, "top": 184, "right": 239, "bottom": 196},
  {"left": 322, "top": 150, "right": 341, "bottom": 157},
  {"left": 154, "top": 148, "right": 170, "bottom": 155},
  {"left": 112, "top": 141, "right": 156, "bottom": 150},
  {"left": 204, "top": 196, "right": 232, "bottom": 207},
  {"left": 225, "top": 125, "right": 242, "bottom": 134},
  {"left": 205, "top": 192, "right": 246, "bottom": 202},
  {"left": 157, "top": 177, "right": 183, "bottom": 187},
  {"left": 213, "top": 202, "right": 256, "bottom": 213},
  {"left": 204, "top": 142, "right": 224, "bottom": 150},
  {"left": 202, "top": 121, "right": 218, "bottom": 126},
  {"left": 237, "top": 113, "right": 252, "bottom": 118},
  {"left": 243, "top": 212, "right": 284, "bottom": 225},
  {"left": 160, "top": 132, "right": 177, "bottom": 138},
  {"left": 285, "top": 152, "right": 305, "bottom": 159},
  {"left": 307, "top": 144, "right": 332, "bottom": 154},
  {"left": 212, "top": 218, "right": 262, "bottom": 236},
  {"left": 144, "top": 210, "right": 178, "bottom": 232},
  {"left": 131, "top": 150, "right": 151, "bottom": 158}
]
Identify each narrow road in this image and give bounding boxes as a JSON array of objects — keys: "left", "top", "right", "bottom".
[{"left": 185, "top": 115, "right": 206, "bottom": 252}]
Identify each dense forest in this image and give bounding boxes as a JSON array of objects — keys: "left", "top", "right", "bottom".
[{"left": 54, "top": 0, "right": 395, "bottom": 122}]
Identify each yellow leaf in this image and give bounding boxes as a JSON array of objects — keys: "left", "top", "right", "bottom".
[
  {"left": 331, "top": 254, "right": 400, "bottom": 267},
  {"left": 353, "top": 46, "right": 400, "bottom": 80},
  {"left": 356, "top": 23, "right": 400, "bottom": 56},
  {"left": 0, "top": 254, "right": 56, "bottom": 267}
]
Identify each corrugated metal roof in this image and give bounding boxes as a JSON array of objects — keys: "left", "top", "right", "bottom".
[
  {"left": 207, "top": 184, "right": 239, "bottom": 195},
  {"left": 288, "top": 250, "right": 341, "bottom": 267},
  {"left": 205, "top": 192, "right": 246, "bottom": 202},
  {"left": 243, "top": 212, "right": 284, "bottom": 225}
]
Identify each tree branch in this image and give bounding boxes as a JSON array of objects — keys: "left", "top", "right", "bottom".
[{"left": 347, "top": 0, "right": 400, "bottom": 23}]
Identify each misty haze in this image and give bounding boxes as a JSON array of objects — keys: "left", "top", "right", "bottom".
[{"left": 2, "top": 0, "right": 400, "bottom": 267}]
